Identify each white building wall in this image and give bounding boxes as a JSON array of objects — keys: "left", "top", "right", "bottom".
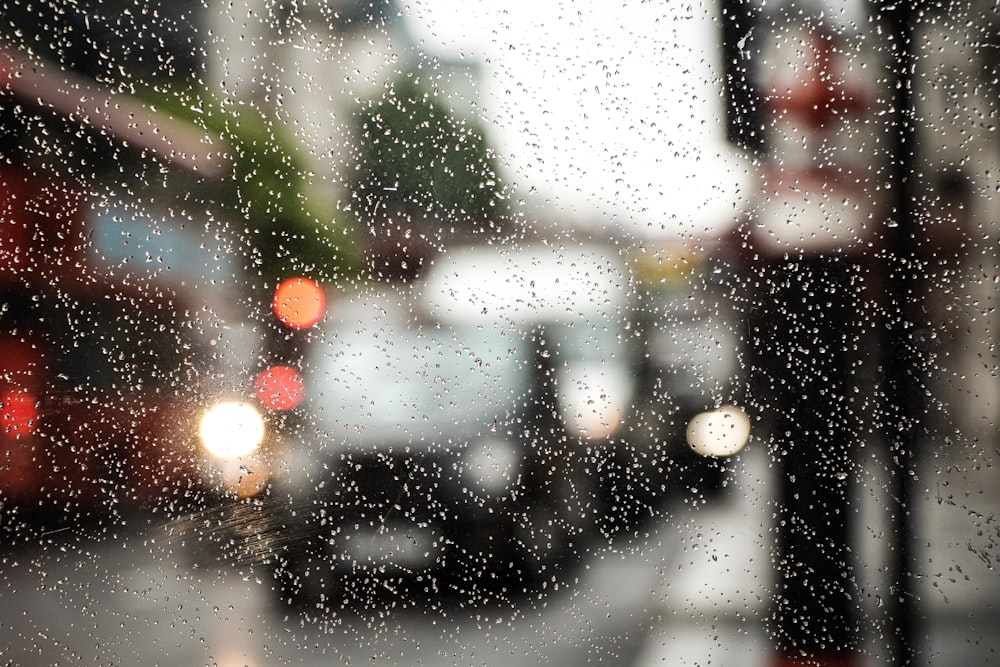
[{"left": 203, "top": 1, "right": 413, "bottom": 212}]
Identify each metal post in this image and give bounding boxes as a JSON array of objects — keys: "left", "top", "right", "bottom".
[
  {"left": 873, "top": 0, "right": 920, "bottom": 663},
  {"left": 756, "top": 257, "right": 864, "bottom": 666}
]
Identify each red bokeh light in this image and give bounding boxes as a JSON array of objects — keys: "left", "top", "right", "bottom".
[
  {"left": 1, "top": 389, "right": 38, "bottom": 435},
  {"left": 254, "top": 365, "right": 305, "bottom": 411}
]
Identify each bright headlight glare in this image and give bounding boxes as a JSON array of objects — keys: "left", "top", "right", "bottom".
[
  {"left": 464, "top": 439, "right": 520, "bottom": 494},
  {"left": 686, "top": 405, "right": 751, "bottom": 458},
  {"left": 199, "top": 401, "right": 265, "bottom": 459}
]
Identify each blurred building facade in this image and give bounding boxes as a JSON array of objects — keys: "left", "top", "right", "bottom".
[
  {"left": 722, "top": 0, "right": 1000, "bottom": 444},
  {"left": 204, "top": 0, "right": 410, "bottom": 214},
  {"left": 911, "top": 2, "right": 1000, "bottom": 443}
]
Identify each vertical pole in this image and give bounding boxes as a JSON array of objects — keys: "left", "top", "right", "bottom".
[
  {"left": 720, "top": 0, "right": 765, "bottom": 154},
  {"left": 720, "top": 1, "right": 921, "bottom": 662},
  {"left": 753, "top": 257, "right": 863, "bottom": 666},
  {"left": 874, "top": 0, "right": 920, "bottom": 664}
]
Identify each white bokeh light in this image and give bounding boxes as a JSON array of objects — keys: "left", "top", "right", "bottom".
[
  {"left": 686, "top": 405, "right": 751, "bottom": 458},
  {"left": 199, "top": 401, "right": 266, "bottom": 459}
]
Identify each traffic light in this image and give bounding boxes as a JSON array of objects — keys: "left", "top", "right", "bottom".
[
  {"left": 195, "top": 277, "right": 326, "bottom": 501},
  {"left": 271, "top": 276, "right": 326, "bottom": 330},
  {"left": 255, "top": 277, "right": 326, "bottom": 413}
]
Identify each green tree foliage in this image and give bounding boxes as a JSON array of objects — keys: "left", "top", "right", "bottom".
[
  {"left": 352, "top": 73, "right": 508, "bottom": 229},
  {"left": 136, "top": 86, "right": 364, "bottom": 291}
]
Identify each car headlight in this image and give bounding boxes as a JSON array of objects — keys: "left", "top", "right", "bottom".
[
  {"left": 686, "top": 405, "right": 751, "bottom": 457},
  {"left": 463, "top": 438, "right": 521, "bottom": 494},
  {"left": 199, "top": 401, "right": 265, "bottom": 459}
]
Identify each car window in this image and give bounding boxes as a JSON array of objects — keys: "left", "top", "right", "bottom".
[
  {"left": 1, "top": 1, "right": 997, "bottom": 665},
  {"left": 308, "top": 308, "right": 532, "bottom": 441}
]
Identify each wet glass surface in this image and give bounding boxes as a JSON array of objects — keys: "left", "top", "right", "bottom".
[{"left": 1, "top": 1, "right": 998, "bottom": 665}]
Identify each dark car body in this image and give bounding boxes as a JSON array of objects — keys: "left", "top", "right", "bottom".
[{"left": 268, "top": 285, "right": 600, "bottom": 605}]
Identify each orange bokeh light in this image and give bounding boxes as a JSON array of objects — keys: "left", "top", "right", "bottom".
[
  {"left": 272, "top": 277, "right": 326, "bottom": 329},
  {"left": 254, "top": 365, "right": 305, "bottom": 411}
]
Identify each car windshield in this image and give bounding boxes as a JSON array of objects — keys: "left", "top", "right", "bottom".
[{"left": 308, "top": 317, "right": 532, "bottom": 443}]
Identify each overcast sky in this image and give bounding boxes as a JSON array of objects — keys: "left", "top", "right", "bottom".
[{"left": 399, "top": 0, "right": 752, "bottom": 241}]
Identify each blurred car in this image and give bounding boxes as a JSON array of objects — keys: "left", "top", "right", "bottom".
[
  {"left": 267, "top": 283, "right": 602, "bottom": 606},
  {"left": 625, "top": 240, "right": 749, "bottom": 506},
  {"left": 266, "top": 238, "right": 750, "bottom": 605},
  {"left": 422, "top": 241, "right": 747, "bottom": 525}
]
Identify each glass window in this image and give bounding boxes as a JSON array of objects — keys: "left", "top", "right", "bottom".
[{"left": 0, "top": 1, "right": 997, "bottom": 665}]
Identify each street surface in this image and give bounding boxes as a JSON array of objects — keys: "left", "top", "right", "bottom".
[
  {"left": 0, "top": 502, "right": 667, "bottom": 666},
  {"left": 634, "top": 439, "right": 1000, "bottom": 666},
  {"left": 1, "top": 443, "right": 998, "bottom": 666}
]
